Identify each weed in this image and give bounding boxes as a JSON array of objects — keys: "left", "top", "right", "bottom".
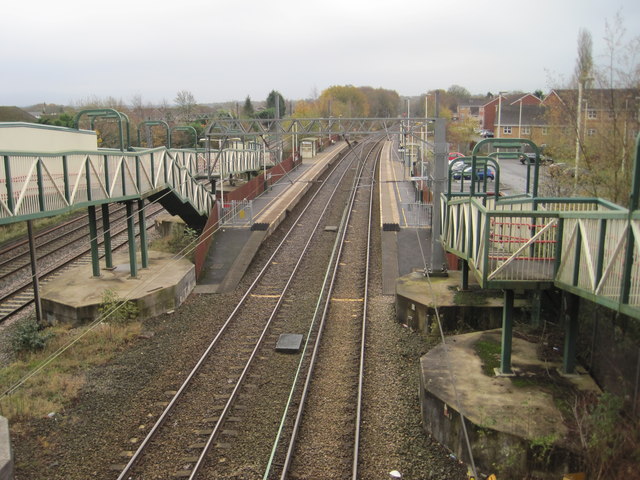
[
  {"left": 474, "top": 337, "right": 501, "bottom": 376},
  {"left": 150, "top": 224, "right": 199, "bottom": 261},
  {"left": 98, "top": 289, "right": 139, "bottom": 325}
]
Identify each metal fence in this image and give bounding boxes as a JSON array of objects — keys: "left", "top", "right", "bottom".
[
  {"left": 401, "top": 202, "right": 432, "bottom": 227},
  {"left": 220, "top": 199, "right": 253, "bottom": 226}
]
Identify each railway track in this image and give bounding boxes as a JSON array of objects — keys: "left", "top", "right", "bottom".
[
  {"left": 272, "top": 135, "right": 379, "bottom": 479},
  {"left": 0, "top": 203, "right": 165, "bottom": 322},
  {"left": 114, "top": 138, "right": 382, "bottom": 479}
]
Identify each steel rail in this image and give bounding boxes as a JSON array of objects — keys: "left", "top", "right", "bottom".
[{"left": 115, "top": 140, "right": 358, "bottom": 480}]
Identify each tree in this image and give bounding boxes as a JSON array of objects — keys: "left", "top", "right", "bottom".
[
  {"left": 266, "top": 90, "right": 286, "bottom": 117},
  {"left": 543, "top": 16, "right": 639, "bottom": 204},
  {"left": 242, "top": 95, "right": 255, "bottom": 117},
  {"left": 318, "top": 85, "right": 369, "bottom": 117},
  {"left": 359, "top": 87, "right": 400, "bottom": 117},
  {"left": 175, "top": 90, "right": 197, "bottom": 122}
]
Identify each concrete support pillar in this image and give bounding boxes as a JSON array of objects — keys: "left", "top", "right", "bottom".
[
  {"left": 562, "top": 292, "right": 579, "bottom": 374},
  {"left": 138, "top": 199, "right": 148, "bottom": 269},
  {"left": 501, "top": 289, "right": 515, "bottom": 375},
  {"left": 88, "top": 205, "right": 101, "bottom": 277},
  {"left": 101, "top": 203, "right": 113, "bottom": 269},
  {"left": 126, "top": 201, "right": 137, "bottom": 278}
]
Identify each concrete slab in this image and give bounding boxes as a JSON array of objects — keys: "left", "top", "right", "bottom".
[
  {"left": 275, "top": 334, "right": 304, "bottom": 353},
  {"left": 41, "top": 250, "right": 195, "bottom": 325},
  {"left": 420, "top": 329, "right": 601, "bottom": 476}
]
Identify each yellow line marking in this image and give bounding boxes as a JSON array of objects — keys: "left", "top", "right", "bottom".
[
  {"left": 251, "top": 294, "right": 282, "bottom": 298},
  {"left": 330, "top": 298, "right": 364, "bottom": 302}
]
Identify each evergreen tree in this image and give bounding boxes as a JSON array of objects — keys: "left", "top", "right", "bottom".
[{"left": 242, "top": 95, "right": 255, "bottom": 117}]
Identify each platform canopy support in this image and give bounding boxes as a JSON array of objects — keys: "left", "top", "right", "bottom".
[
  {"left": 101, "top": 204, "right": 113, "bottom": 269},
  {"left": 88, "top": 205, "right": 101, "bottom": 277},
  {"left": 138, "top": 199, "right": 148, "bottom": 269},
  {"left": 126, "top": 201, "right": 137, "bottom": 278}
]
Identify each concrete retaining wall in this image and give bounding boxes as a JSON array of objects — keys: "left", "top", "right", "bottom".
[
  {"left": 0, "top": 417, "right": 13, "bottom": 480},
  {"left": 419, "top": 380, "right": 578, "bottom": 479}
]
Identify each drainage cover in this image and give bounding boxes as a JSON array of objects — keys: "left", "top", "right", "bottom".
[{"left": 275, "top": 334, "right": 304, "bottom": 353}]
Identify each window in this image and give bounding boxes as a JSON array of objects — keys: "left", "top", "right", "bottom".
[
  {"left": 542, "top": 127, "right": 549, "bottom": 135},
  {"left": 587, "top": 128, "right": 597, "bottom": 136},
  {"left": 587, "top": 109, "right": 597, "bottom": 119},
  {"left": 521, "top": 126, "right": 531, "bottom": 135},
  {"left": 503, "top": 126, "right": 512, "bottom": 135}
]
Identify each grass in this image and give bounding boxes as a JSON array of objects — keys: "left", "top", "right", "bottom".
[
  {"left": 0, "top": 321, "right": 142, "bottom": 421},
  {"left": 473, "top": 337, "right": 502, "bottom": 375}
]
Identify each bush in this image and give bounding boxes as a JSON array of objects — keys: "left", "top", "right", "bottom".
[
  {"left": 98, "top": 289, "right": 139, "bottom": 325},
  {"left": 11, "top": 318, "right": 53, "bottom": 353}
]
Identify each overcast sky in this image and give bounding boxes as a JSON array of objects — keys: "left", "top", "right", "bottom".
[{"left": 2, "top": 0, "right": 638, "bottom": 108}]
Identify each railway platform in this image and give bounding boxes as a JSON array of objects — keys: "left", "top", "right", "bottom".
[{"left": 195, "top": 141, "right": 348, "bottom": 293}]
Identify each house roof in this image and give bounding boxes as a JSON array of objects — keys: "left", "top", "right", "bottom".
[
  {"left": 544, "top": 88, "right": 640, "bottom": 109},
  {"left": 0, "top": 106, "right": 38, "bottom": 123},
  {"left": 493, "top": 104, "right": 548, "bottom": 126},
  {"left": 458, "top": 98, "right": 488, "bottom": 108}
]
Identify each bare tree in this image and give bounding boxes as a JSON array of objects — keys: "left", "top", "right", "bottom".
[{"left": 174, "top": 90, "right": 197, "bottom": 121}]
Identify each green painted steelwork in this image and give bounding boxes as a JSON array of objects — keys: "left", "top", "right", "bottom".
[
  {"left": 73, "top": 108, "right": 130, "bottom": 151},
  {"left": 0, "top": 147, "right": 214, "bottom": 227},
  {"left": 446, "top": 156, "right": 500, "bottom": 200},
  {"left": 137, "top": 120, "right": 170, "bottom": 148},
  {"left": 169, "top": 126, "right": 198, "bottom": 149},
  {"left": 138, "top": 199, "right": 148, "bottom": 269},
  {"left": 88, "top": 205, "right": 100, "bottom": 277},
  {"left": 126, "top": 201, "right": 137, "bottom": 278},
  {"left": 473, "top": 138, "right": 541, "bottom": 197},
  {"left": 442, "top": 134, "right": 640, "bottom": 320},
  {"left": 101, "top": 203, "right": 113, "bottom": 269}
]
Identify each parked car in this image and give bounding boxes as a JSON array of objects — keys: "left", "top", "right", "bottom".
[
  {"left": 479, "top": 129, "right": 494, "bottom": 138},
  {"left": 448, "top": 152, "right": 464, "bottom": 162},
  {"left": 453, "top": 166, "right": 495, "bottom": 181},
  {"left": 519, "top": 153, "right": 553, "bottom": 165}
]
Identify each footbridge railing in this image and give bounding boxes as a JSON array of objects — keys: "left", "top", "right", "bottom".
[
  {"left": 0, "top": 147, "right": 215, "bottom": 225},
  {"left": 440, "top": 194, "right": 640, "bottom": 319}
]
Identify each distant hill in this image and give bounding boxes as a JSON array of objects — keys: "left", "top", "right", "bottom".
[{"left": 0, "top": 106, "right": 38, "bottom": 122}]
